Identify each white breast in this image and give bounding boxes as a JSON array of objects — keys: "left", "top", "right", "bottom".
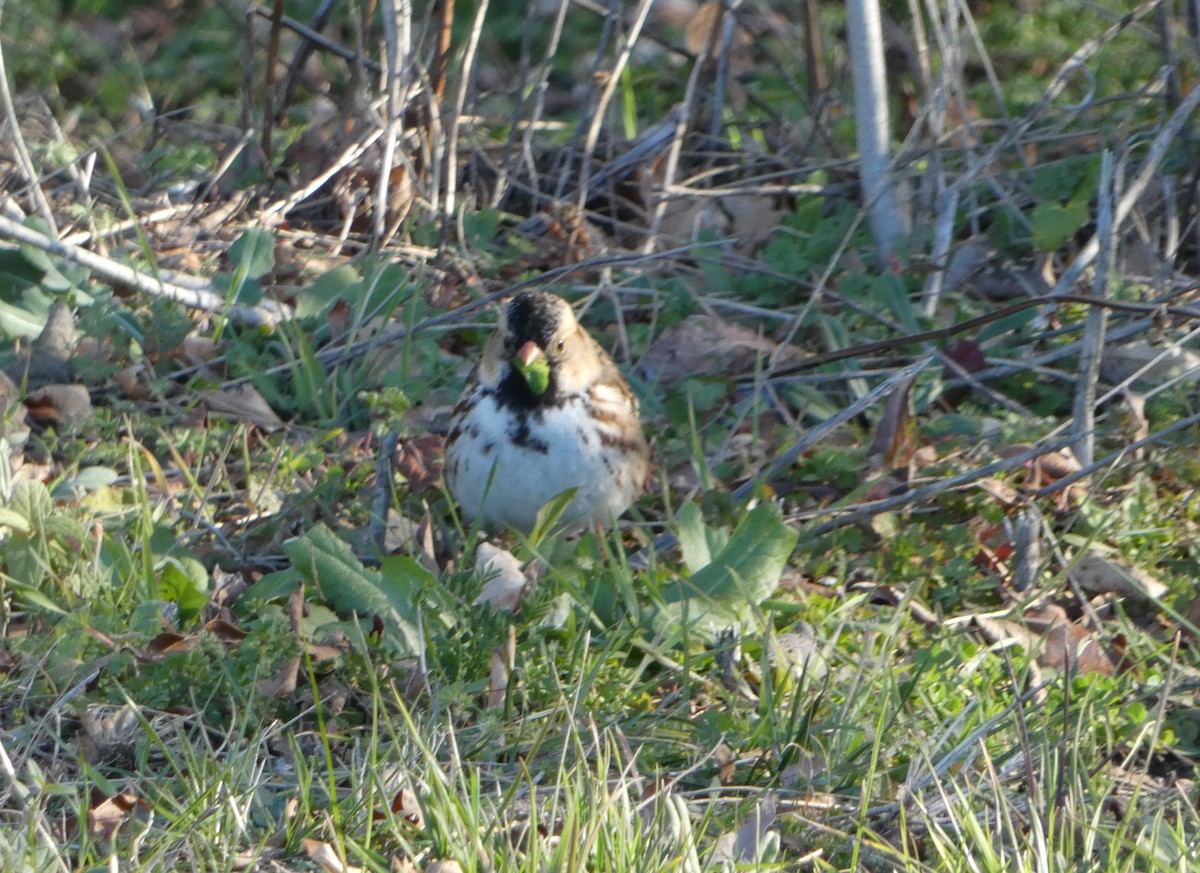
[{"left": 446, "top": 391, "right": 638, "bottom": 533}]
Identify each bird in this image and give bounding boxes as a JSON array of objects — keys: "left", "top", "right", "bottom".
[{"left": 445, "top": 290, "right": 649, "bottom": 534}]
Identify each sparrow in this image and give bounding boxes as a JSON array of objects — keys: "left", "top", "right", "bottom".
[{"left": 445, "top": 290, "right": 649, "bottom": 534}]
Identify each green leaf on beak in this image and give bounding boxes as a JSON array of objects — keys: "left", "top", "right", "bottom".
[{"left": 514, "top": 355, "right": 552, "bottom": 395}]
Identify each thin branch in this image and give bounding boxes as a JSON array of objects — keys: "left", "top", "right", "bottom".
[{"left": 0, "top": 215, "right": 289, "bottom": 327}]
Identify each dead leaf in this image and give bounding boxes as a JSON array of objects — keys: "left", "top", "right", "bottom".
[
  {"left": 114, "top": 364, "right": 155, "bottom": 399},
  {"left": 637, "top": 314, "right": 794, "bottom": 385},
  {"left": 425, "top": 861, "right": 464, "bottom": 873},
  {"left": 396, "top": 434, "right": 444, "bottom": 493},
  {"left": 486, "top": 646, "right": 510, "bottom": 710},
  {"left": 199, "top": 384, "right": 284, "bottom": 431},
  {"left": 711, "top": 792, "right": 779, "bottom": 865},
  {"left": 474, "top": 543, "right": 530, "bottom": 613},
  {"left": 302, "top": 838, "right": 363, "bottom": 873},
  {"left": 204, "top": 618, "right": 247, "bottom": 645},
  {"left": 25, "top": 383, "right": 92, "bottom": 427},
  {"left": 7, "top": 299, "right": 75, "bottom": 387},
  {"left": 306, "top": 630, "right": 351, "bottom": 661},
  {"left": 714, "top": 743, "right": 736, "bottom": 785},
  {"left": 258, "top": 654, "right": 302, "bottom": 698},
  {"left": 972, "top": 609, "right": 1115, "bottom": 675},
  {"left": 866, "top": 374, "right": 917, "bottom": 475},
  {"left": 1101, "top": 340, "right": 1200, "bottom": 386},
  {"left": 87, "top": 790, "right": 141, "bottom": 841},
  {"left": 146, "top": 631, "right": 198, "bottom": 654},
  {"left": 171, "top": 333, "right": 220, "bottom": 368},
  {"left": 389, "top": 786, "right": 425, "bottom": 828},
  {"left": 1072, "top": 551, "right": 1167, "bottom": 602}
]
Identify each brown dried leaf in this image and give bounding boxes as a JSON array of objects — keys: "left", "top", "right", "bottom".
[
  {"left": 1072, "top": 551, "right": 1167, "bottom": 602},
  {"left": 145, "top": 632, "right": 197, "bottom": 654},
  {"left": 25, "top": 383, "right": 92, "bottom": 427},
  {"left": 638, "top": 314, "right": 793, "bottom": 385},
  {"left": 199, "top": 384, "right": 284, "bottom": 431},
  {"left": 302, "top": 838, "right": 363, "bottom": 873},
  {"left": 258, "top": 654, "right": 302, "bottom": 699},
  {"left": 114, "top": 364, "right": 155, "bottom": 400},
  {"left": 866, "top": 374, "right": 916, "bottom": 475},
  {"left": 171, "top": 333, "right": 220, "bottom": 368},
  {"left": 486, "top": 646, "right": 510, "bottom": 710},
  {"left": 88, "top": 790, "right": 140, "bottom": 841},
  {"left": 973, "top": 610, "right": 1115, "bottom": 675},
  {"left": 396, "top": 434, "right": 445, "bottom": 494},
  {"left": 389, "top": 786, "right": 425, "bottom": 828},
  {"left": 204, "top": 618, "right": 247, "bottom": 645}
]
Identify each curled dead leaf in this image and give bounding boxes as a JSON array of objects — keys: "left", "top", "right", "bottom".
[
  {"left": 302, "top": 838, "right": 363, "bottom": 873},
  {"left": 1072, "top": 551, "right": 1167, "bottom": 602},
  {"left": 25, "top": 383, "right": 92, "bottom": 428},
  {"left": 88, "top": 790, "right": 142, "bottom": 842},
  {"left": 474, "top": 543, "right": 530, "bottom": 614}
]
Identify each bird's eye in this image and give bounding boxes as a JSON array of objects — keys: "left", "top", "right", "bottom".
[{"left": 556, "top": 339, "right": 566, "bottom": 352}]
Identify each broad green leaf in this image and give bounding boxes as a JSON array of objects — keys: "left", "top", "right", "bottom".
[
  {"left": 0, "top": 506, "right": 31, "bottom": 532},
  {"left": 159, "top": 556, "right": 209, "bottom": 622},
  {"left": 1032, "top": 200, "right": 1089, "bottom": 252},
  {"left": 677, "top": 501, "right": 711, "bottom": 572},
  {"left": 0, "top": 249, "right": 44, "bottom": 295},
  {"left": 295, "top": 266, "right": 362, "bottom": 319},
  {"left": 651, "top": 502, "right": 798, "bottom": 637},
  {"left": 228, "top": 227, "right": 276, "bottom": 279},
  {"left": 285, "top": 524, "right": 425, "bottom": 657},
  {"left": 53, "top": 466, "right": 119, "bottom": 497}
]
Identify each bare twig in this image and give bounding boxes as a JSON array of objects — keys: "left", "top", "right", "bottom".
[
  {"left": 250, "top": 2, "right": 381, "bottom": 73},
  {"left": 0, "top": 215, "right": 290, "bottom": 326},
  {"left": 0, "top": 13, "right": 58, "bottom": 236},
  {"left": 441, "top": 0, "right": 490, "bottom": 233},
  {"left": 376, "top": 0, "right": 412, "bottom": 243},
  {"left": 1052, "top": 76, "right": 1200, "bottom": 296},
  {"left": 262, "top": 0, "right": 285, "bottom": 160},
  {"left": 1073, "top": 152, "right": 1115, "bottom": 466}
]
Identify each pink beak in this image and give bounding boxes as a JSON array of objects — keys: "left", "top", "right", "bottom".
[{"left": 516, "top": 341, "right": 544, "bottom": 366}]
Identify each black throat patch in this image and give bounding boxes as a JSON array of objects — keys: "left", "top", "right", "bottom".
[{"left": 494, "top": 291, "right": 565, "bottom": 411}]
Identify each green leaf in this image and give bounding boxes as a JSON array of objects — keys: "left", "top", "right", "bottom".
[
  {"left": 285, "top": 524, "right": 425, "bottom": 657},
  {"left": 159, "top": 556, "right": 209, "bottom": 623},
  {"left": 52, "top": 466, "right": 119, "bottom": 497},
  {"left": 295, "top": 266, "right": 362, "bottom": 319},
  {"left": 676, "top": 501, "right": 712, "bottom": 572},
  {"left": 514, "top": 355, "right": 551, "bottom": 395},
  {"left": 1032, "top": 200, "right": 1089, "bottom": 252},
  {"left": 228, "top": 227, "right": 276, "bottom": 279},
  {"left": 651, "top": 502, "right": 798, "bottom": 636}
]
